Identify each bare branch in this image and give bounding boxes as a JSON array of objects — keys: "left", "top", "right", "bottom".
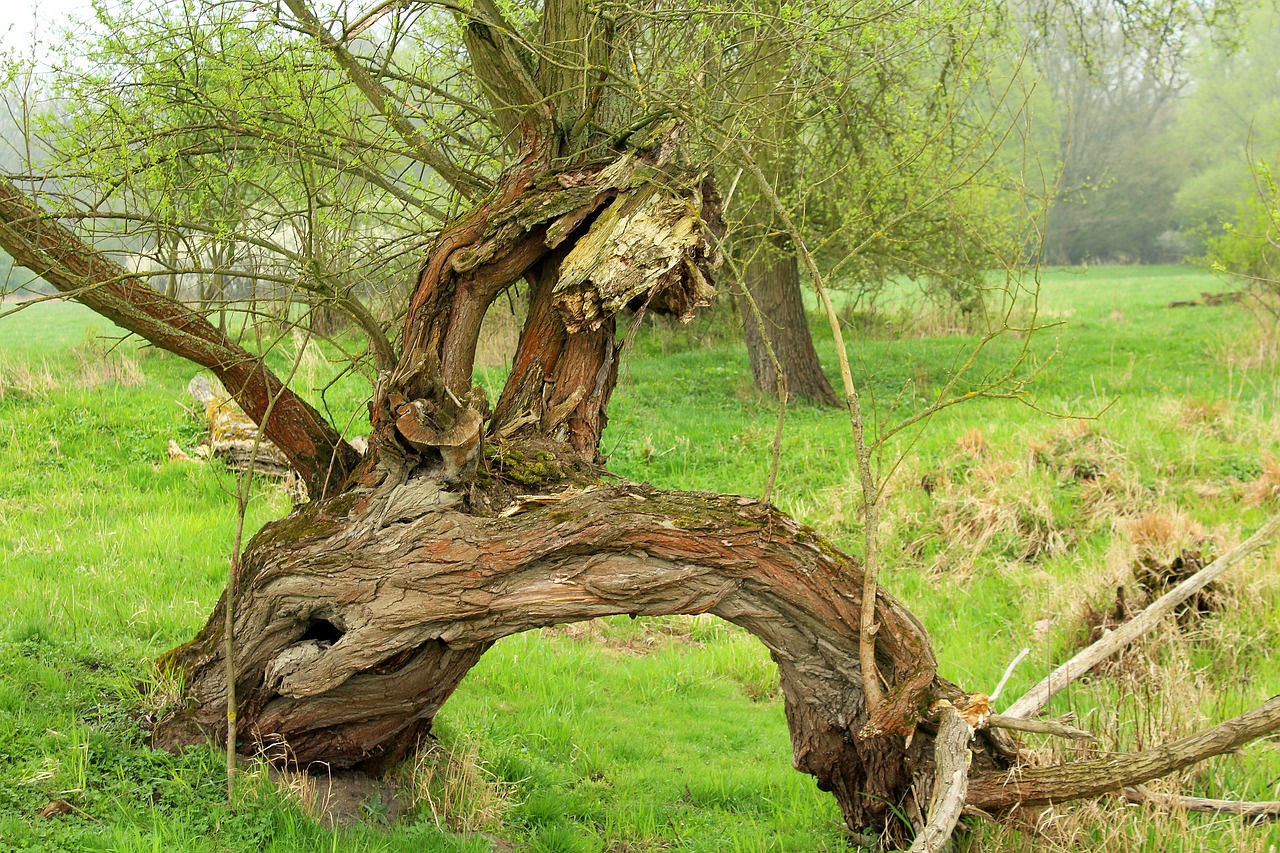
[
  {"left": 1122, "top": 786, "right": 1280, "bottom": 821},
  {"left": 985, "top": 714, "right": 1096, "bottom": 741},
  {"left": 280, "top": 0, "right": 488, "bottom": 195}
]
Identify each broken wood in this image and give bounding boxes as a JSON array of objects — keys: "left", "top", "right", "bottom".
[
  {"left": 188, "top": 376, "right": 294, "bottom": 478},
  {"left": 1002, "top": 516, "right": 1280, "bottom": 720},
  {"left": 909, "top": 703, "right": 974, "bottom": 853}
]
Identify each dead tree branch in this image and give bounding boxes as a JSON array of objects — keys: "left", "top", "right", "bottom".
[
  {"left": 968, "top": 695, "right": 1280, "bottom": 811},
  {"left": 1003, "top": 515, "right": 1280, "bottom": 719}
]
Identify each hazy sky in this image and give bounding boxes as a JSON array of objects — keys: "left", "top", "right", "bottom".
[{"left": 0, "top": 0, "right": 97, "bottom": 53}]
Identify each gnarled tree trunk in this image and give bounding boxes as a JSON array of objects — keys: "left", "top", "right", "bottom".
[{"left": 140, "top": 136, "right": 984, "bottom": 845}]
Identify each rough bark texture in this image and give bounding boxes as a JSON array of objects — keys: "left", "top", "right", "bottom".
[
  {"left": 0, "top": 178, "right": 359, "bottom": 499},
  {"left": 735, "top": 245, "right": 840, "bottom": 407},
  {"left": 156, "top": 478, "right": 956, "bottom": 835}
]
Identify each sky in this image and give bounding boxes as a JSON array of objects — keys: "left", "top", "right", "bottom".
[{"left": 0, "top": 0, "right": 98, "bottom": 56}]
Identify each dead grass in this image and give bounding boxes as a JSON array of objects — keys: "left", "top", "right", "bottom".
[
  {"left": 982, "top": 560, "right": 1279, "bottom": 852},
  {"left": 68, "top": 336, "right": 145, "bottom": 388},
  {"left": 1119, "top": 509, "right": 1211, "bottom": 567},
  {"left": 1244, "top": 458, "right": 1280, "bottom": 505},
  {"left": 1213, "top": 314, "right": 1280, "bottom": 373},
  {"left": 405, "top": 734, "right": 515, "bottom": 833},
  {"left": 0, "top": 354, "right": 58, "bottom": 399}
]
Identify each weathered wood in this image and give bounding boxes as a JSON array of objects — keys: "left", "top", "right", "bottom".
[
  {"left": 909, "top": 704, "right": 973, "bottom": 853},
  {"left": 155, "top": 478, "right": 968, "bottom": 838},
  {"left": 967, "top": 695, "right": 1280, "bottom": 811},
  {"left": 1002, "top": 516, "right": 1280, "bottom": 720},
  {"left": 985, "top": 714, "right": 1096, "bottom": 741},
  {"left": 1122, "top": 785, "right": 1280, "bottom": 820}
]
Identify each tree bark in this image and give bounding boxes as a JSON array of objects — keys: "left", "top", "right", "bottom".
[
  {"left": 155, "top": 478, "right": 968, "bottom": 839},
  {"left": 735, "top": 244, "right": 840, "bottom": 406}
]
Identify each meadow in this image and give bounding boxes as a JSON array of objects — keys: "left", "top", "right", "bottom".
[{"left": 1, "top": 265, "right": 1279, "bottom": 852}]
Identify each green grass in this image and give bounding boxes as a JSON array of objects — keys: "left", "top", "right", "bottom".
[{"left": 2, "top": 265, "right": 1279, "bottom": 851}]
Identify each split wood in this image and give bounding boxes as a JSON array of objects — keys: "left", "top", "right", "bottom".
[{"left": 909, "top": 704, "right": 974, "bottom": 853}]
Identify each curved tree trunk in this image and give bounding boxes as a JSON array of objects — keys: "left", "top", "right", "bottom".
[
  {"left": 736, "top": 241, "right": 840, "bottom": 406},
  {"left": 139, "top": 135, "right": 985, "bottom": 844}
]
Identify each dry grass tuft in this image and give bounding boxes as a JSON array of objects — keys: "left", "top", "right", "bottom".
[
  {"left": 1120, "top": 509, "right": 1210, "bottom": 567},
  {"left": 956, "top": 427, "right": 987, "bottom": 457},
  {"left": 69, "top": 336, "right": 145, "bottom": 388},
  {"left": 0, "top": 355, "right": 59, "bottom": 399},
  {"left": 1244, "top": 457, "right": 1280, "bottom": 505},
  {"left": 928, "top": 455, "right": 1068, "bottom": 572},
  {"left": 406, "top": 735, "right": 515, "bottom": 833}
]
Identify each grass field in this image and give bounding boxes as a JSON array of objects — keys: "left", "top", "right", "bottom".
[{"left": 2, "top": 266, "right": 1279, "bottom": 852}]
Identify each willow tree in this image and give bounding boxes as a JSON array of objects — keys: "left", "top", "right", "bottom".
[{"left": 3, "top": 0, "right": 1278, "bottom": 848}]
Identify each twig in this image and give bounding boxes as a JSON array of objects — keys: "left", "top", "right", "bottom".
[
  {"left": 967, "top": 695, "right": 1280, "bottom": 810},
  {"left": 224, "top": 329, "right": 313, "bottom": 802},
  {"left": 1002, "top": 515, "right": 1280, "bottom": 720},
  {"left": 985, "top": 714, "right": 1095, "bottom": 741},
  {"left": 990, "top": 647, "right": 1029, "bottom": 703},
  {"left": 909, "top": 704, "right": 974, "bottom": 853},
  {"left": 736, "top": 142, "right": 884, "bottom": 713},
  {"left": 1122, "top": 785, "right": 1280, "bottom": 821}
]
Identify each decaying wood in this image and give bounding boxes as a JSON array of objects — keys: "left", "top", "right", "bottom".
[
  {"left": 968, "top": 695, "right": 1280, "bottom": 811},
  {"left": 909, "top": 703, "right": 974, "bottom": 853},
  {"left": 1122, "top": 785, "right": 1280, "bottom": 821},
  {"left": 1002, "top": 516, "right": 1280, "bottom": 720},
  {"left": 188, "top": 376, "right": 294, "bottom": 478}
]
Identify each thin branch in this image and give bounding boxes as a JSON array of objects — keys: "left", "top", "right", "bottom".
[
  {"left": 985, "top": 714, "right": 1095, "bottom": 741},
  {"left": 967, "top": 695, "right": 1280, "bottom": 811},
  {"left": 720, "top": 248, "right": 787, "bottom": 504},
  {"left": 736, "top": 140, "right": 885, "bottom": 715},
  {"left": 1122, "top": 786, "right": 1280, "bottom": 821},
  {"left": 280, "top": 0, "right": 487, "bottom": 195}
]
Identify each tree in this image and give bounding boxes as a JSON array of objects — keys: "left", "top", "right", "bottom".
[
  {"left": 1173, "top": 1, "right": 1280, "bottom": 291},
  {"left": 1012, "top": 0, "right": 1215, "bottom": 264},
  {"left": 3, "top": 0, "right": 1278, "bottom": 847},
  {"left": 713, "top": 0, "right": 1019, "bottom": 405}
]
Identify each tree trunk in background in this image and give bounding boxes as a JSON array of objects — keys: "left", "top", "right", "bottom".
[
  {"left": 730, "top": 2, "right": 839, "bottom": 409},
  {"left": 736, "top": 241, "right": 840, "bottom": 406}
]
